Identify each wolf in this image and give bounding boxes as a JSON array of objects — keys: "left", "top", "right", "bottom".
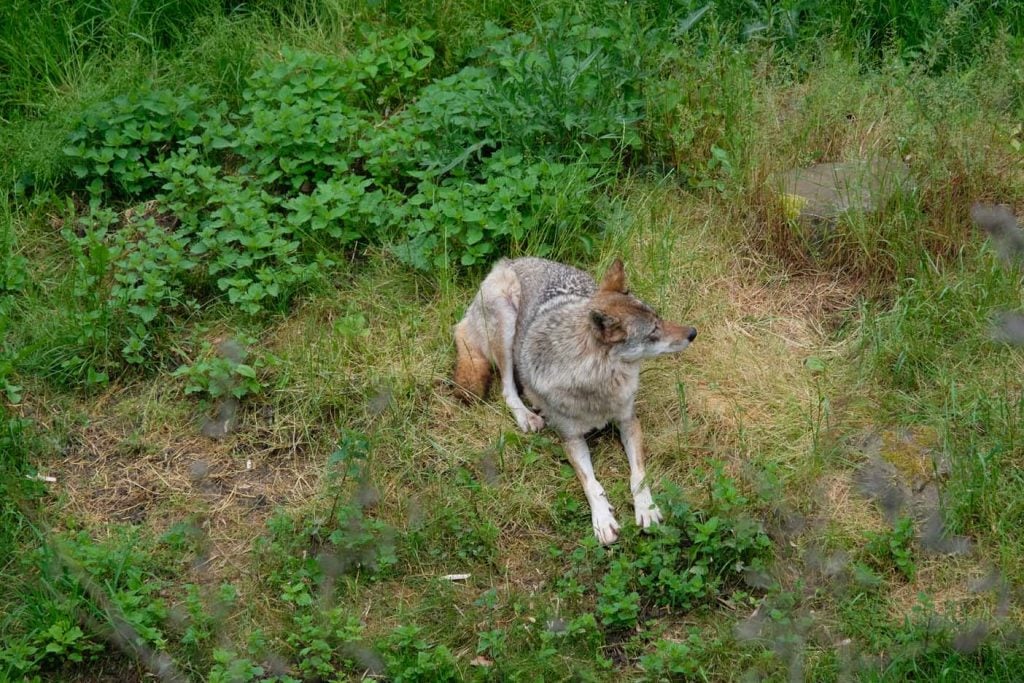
[{"left": 453, "top": 257, "right": 697, "bottom": 544}]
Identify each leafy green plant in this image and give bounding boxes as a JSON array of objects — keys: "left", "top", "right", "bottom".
[
  {"left": 0, "top": 639, "right": 41, "bottom": 680},
  {"left": 320, "top": 432, "right": 397, "bottom": 575},
  {"left": 864, "top": 516, "right": 917, "bottom": 582},
  {"left": 533, "top": 611, "right": 608, "bottom": 672},
  {"left": 382, "top": 624, "right": 460, "bottom": 683},
  {"left": 254, "top": 430, "right": 395, "bottom": 608},
  {"left": 475, "top": 627, "right": 506, "bottom": 660},
  {"left": 32, "top": 621, "right": 102, "bottom": 665},
  {"left": 323, "top": 501, "right": 399, "bottom": 577},
  {"left": 565, "top": 468, "right": 772, "bottom": 631},
  {"left": 172, "top": 338, "right": 269, "bottom": 402},
  {"left": 54, "top": 203, "right": 121, "bottom": 385},
  {"left": 233, "top": 49, "right": 371, "bottom": 190},
  {"left": 207, "top": 648, "right": 283, "bottom": 683},
  {"left": 281, "top": 175, "right": 387, "bottom": 248},
  {"left": 179, "top": 582, "right": 237, "bottom": 656},
  {"left": 639, "top": 632, "right": 707, "bottom": 681},
  {"left": 256, "top": 499, "right": 397, "bottom": 604},
  {"left": 286, "top": 607, "right": 364, "bottom": 679},
  {"left": 0, "top": 230, "right": 27, "bottom": 299},
  {"left": 393, "top": 154, "right": 597, "bottom": 270},
  {"left": 596, "top": 559, "right": 642, "bottom": 629},
  {"left": 45, "top": 36, "right": 442, "bottom": 386},
  {"left": 56, "top": 532, "right": 172, "bottom": 650},
  {"left": 2, "top": 526, "right": 177, "bottom": 679},
  {"left": 63, "top": 85, "right": 209, "bottom": 196},
  {"left": 0, "top": 618, "right": 103, "bottom": 678},
  {"left": 0, "top": 352, "right": 22, "bottom": 404}
]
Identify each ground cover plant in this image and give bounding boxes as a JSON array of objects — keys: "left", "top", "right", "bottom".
[{"left": 3, "top": 0, "right": 1024, "bottom": 680}]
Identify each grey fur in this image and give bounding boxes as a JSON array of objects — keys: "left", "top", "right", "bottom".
[
  {"left": 510, "top": 258, "right": 639, "bottom": 436},
  {"left": 455, "top": 257, "right": 697, "bottom": 544}
]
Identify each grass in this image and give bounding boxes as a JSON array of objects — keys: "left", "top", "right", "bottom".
[{"left": 3, "top": 0, "right": 1024, "bottom": 680}]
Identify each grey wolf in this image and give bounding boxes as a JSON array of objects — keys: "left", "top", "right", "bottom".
[{"left": 453, "top": 257, "right": 697, "bottom": 544}]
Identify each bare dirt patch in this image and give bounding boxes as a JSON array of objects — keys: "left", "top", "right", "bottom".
[{"left": 45, "top": 390, "right": 325, "bottom": 581}]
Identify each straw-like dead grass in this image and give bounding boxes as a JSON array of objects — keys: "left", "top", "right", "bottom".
[
  {"left": 44, "top": 385, "right": 324, "bottom": 583},
  {"left": 27, "top": 184, "right": 1020, "bottom": 673}
]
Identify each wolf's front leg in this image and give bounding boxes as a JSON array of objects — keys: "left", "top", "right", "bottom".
[
  {"left": 563, "top": 436, "right": 619, "bottom": 544},
  {"left": 618, "top": 415, "right": 663, "bottom": 529}
]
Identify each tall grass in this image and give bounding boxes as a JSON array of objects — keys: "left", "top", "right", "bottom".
[
  {"left": 0, "top": 0, "right": 226, "bottom": 114},
  {"left": 4, "top": 0, "right": 1024, "bottom": 679}
]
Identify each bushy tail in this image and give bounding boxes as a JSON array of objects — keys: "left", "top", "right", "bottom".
[{"left": 453, "top": 322, "right": 491, "bottom": 401}]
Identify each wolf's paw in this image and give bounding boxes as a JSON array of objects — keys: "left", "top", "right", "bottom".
[
  {"left": 592, "top": 510, "right": 621, "bottom": 545},
  {"left": 515, "top": 409, "right": 545, "bottom": 433},
  {"left": 635, "top": 504, "right": 663, "bottom": 530}
]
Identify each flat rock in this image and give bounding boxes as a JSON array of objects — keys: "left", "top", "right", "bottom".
[
  {"left": 779, "top": 158, "right": 913, "bottom": 223},
  {"left": 849, "top": 426, "right": 971, "bottom": 557}
]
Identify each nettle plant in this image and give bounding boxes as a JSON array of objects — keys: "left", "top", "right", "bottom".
[
  {"left": 62, "top": 85, "right": 214, "bottom": 196},
  {"left": 382, "top": 625, "right": 460, "bottom": 683},
  {"left": 863, "top": 515, "right": 917, "bottom": 582},
  {"left": 59, "top": 202, "right": 186, "bottom": 383},
  {"left": 558, "top": 467, "right": 772, "bottom": 632},
  {"left": 172, "top": 338, "right": 269, "bottom": 402},
  {"left": 56, "top": 15, "right": 671, "bottom": 383},
  {"left": 3, "top": 530, "right": 174, "bottom": 679}
]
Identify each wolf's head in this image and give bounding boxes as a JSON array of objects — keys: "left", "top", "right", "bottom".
[{"left": 589, "top": 259, "right": 697, "bottom": 362}]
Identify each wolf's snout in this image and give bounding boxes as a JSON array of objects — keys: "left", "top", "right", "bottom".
[{"left": 687, "top": 327, "right": 697, "bottom": 342}]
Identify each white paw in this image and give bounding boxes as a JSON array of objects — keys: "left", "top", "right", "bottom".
[
  {"left": 635, "top": 503, "right": 663, "bottom": 529},
  {"left": 515, "top": 409, "right": 544, "bottom": 433},
  {"left": 592, "top": 508, "right": 621, "bottom": 545}
]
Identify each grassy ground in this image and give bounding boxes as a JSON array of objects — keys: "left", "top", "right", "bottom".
[{"left": 3, "top": 1, "right": 1024, "bottom": 681}]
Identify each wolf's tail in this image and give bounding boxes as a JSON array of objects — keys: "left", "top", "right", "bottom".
[{"left": 453, "top": 321, "right": 491, "bottom": 401}]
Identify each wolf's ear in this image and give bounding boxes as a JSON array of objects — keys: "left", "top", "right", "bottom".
[
  {"left": 590, "top": 309, "right": 626, "bottom": 344},
  {"left": 599, "top": 258, "right": 626, "bottom": 293}
]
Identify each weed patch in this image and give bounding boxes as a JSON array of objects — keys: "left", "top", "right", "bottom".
[
  {"left": 34, "top": 11, "right": 690, "bottom": 388},
  {"left": 5, "top": 0, "right": 1024, "bottom": 680},
  {"left": 557, "top": 468, "right": 772, "bottom": 631}
]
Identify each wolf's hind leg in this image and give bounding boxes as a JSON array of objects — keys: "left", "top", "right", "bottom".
[
  {"left": 453, "top": 320, "right": 491, "bottom": 401},
  {"left": 477, "top": 264, "right": 543, "bottom": 433},
  {"left": 492, "top": 309, "right": 544, "bottom": 433}
]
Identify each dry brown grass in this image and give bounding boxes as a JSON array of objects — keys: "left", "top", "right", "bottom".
[
  {"left": 44, "top": 383, "right": 323, "bottom": 583},
  {"left": 34, "top": 187, "right": 866, "bottom": 579},
  {"left": 737, "top": 51, "right": 1024, "bottom": 297},
  {"left": 887, "top": 558, "right": 1022, "bottom": 627},
  {"left": 27, "top": 182, "right": 1020, "bottom": 672}
]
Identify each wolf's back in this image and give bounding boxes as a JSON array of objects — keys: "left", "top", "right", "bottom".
[{"left": 508, "top": 258, "right": 595, "bottom": 336}]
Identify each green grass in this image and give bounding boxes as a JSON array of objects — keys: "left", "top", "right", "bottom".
[{"left": 3, "top": 0, "right": 1024, "bottom": 680}]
